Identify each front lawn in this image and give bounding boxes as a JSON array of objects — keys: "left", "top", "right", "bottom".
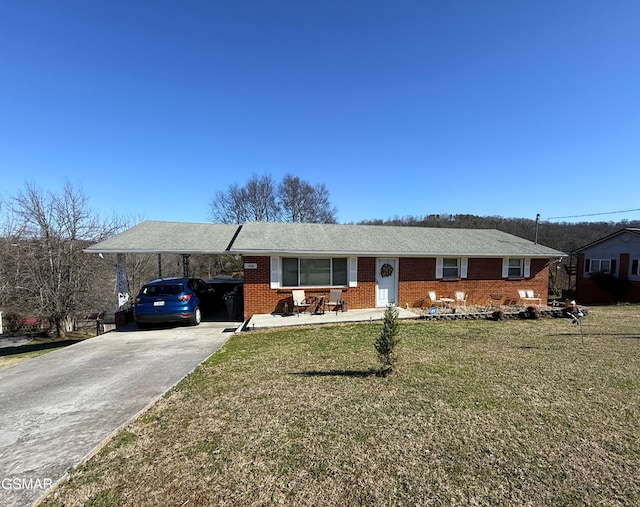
[{"left": 44, "top": 306, "right": 640, "bottom": 506}]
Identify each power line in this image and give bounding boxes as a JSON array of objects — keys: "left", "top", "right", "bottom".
[{"left": 546, "top": 208, "right": 640, "bottom": 221}]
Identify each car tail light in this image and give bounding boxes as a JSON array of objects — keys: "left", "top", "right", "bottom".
[
  {"left": 178, "top": 294, "right": 193, "bottom": 302},
  {"left": 135, "top": 297, "right": 141, "bottom": 304}
]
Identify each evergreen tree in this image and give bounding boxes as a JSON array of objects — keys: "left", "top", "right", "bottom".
[{"left": 374, "top": 305, "right": 400, "bottom": 375}]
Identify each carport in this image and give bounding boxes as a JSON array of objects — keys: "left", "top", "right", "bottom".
[{"left": 84, "top": 221, "right": 243, "bottom": 314}]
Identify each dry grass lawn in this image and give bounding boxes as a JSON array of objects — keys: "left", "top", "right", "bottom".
[{"left": 43, "top": 306, "right": 639, "bottom": 506}]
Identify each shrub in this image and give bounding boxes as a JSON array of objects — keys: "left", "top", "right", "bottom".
[
  {"left": 525, "top": 306, "right": 542, "bottom": 320},
  {"left": 374, "top": 305, "right": 401, "bottom": 375},
  {"left": 492, "top": 309, "right": 505, "bottom": 321},
  {"left": 2, "top": 311, "right": 25, "bottom": 332}
]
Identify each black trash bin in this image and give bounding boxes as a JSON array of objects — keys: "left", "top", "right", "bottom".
[{"left": 223, "top": 285, "right": 244, "bottom": 321}]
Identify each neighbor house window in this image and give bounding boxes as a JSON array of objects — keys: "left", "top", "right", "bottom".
[
  {"left": 282, "top": 257, "right": 348, "bottom": 287},
  {"left": 587, "top": 258, "right": 614, "bottom": 274},
  {"left": 632, "top": 259, "right": 639, "bottom": 276}
]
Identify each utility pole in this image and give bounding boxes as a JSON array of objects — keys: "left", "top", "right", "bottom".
[{"left": 535, "top": 213, "right": 540, "bottom": 244}]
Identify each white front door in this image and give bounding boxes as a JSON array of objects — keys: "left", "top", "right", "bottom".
[{"left": 376, "top": 258, "right": 398, "bottom": 307}]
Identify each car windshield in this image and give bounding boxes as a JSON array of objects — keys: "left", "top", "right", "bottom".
[{"left": 141, "top": 284, "right": 184, "bottom": 296}]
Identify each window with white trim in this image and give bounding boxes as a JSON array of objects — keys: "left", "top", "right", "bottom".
[
  {"left": 586, "top": 258, "right": 613, "bottom": 274},
  {"left": 436, "top": 257, "right": 468, "bottom": 279},
  {"left": 508, "top": 258, "right": 524, "bottom": 277},
  {"left": 436, "top": 257, "right": 469, "bottom": 278},
  {"left": 502, "top": 257, "right": 531, "bottom": 278},
  {"left": 282, "top": 257, "right": 348, "bottom": 287},
  {"left": 442, "top": 258, "right": 459, "bottom": 278}
]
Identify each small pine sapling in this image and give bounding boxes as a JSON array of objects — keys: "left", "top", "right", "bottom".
[{"left": 374, "top": 305, "right": 400, "bottom": 376}]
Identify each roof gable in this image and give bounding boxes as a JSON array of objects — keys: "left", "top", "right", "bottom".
[{"left": 571, "top": 228, "right": 640, "bottom": 254}]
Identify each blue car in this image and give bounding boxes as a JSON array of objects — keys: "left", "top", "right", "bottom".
[{"left": 133, "top": 278, "right": 216, "bottom": 328}]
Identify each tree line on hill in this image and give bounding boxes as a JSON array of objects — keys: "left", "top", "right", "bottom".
[{"left": 358, "top": 214, "right": 640, "bottom": 254}]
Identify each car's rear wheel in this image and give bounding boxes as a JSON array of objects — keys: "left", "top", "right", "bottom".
[{"left": 190, "top": 306, "right": 202, "bottom": 326}]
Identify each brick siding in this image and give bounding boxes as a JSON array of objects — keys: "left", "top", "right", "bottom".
[
  {"left": 242, "top": 256, "right": 552, "bottom": 320},
  {"left": 576, "top": 252, "right": 640, "bottom": 304},
  {"left": 398, "top": 257, "right": 549, "bottom": 309}
]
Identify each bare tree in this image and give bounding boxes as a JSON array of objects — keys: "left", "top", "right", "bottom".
[
  {"left": 209, "top": 174, "right": 280, "bottom": 223},
  {"left": 0, "top": 199, "right": 20, "bottom": 311},
  {"left": 245, "top": 174, "right": 280, "bottom": 222},
  {"left": 279, "top": 175, "right": 337, "bottom": 223},
  {"left": 209, "top": 173, "right": 337, "bottom": 224},
  {"left": 6, "top": 182, "right": 121, "bottom": 337}
]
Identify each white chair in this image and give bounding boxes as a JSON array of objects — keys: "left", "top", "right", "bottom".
[
  {"left": 428, "top": 291, "right": 442, "bottom": 307},
  {"left": 518, "top": 290, "right": 541, "bottom": 306},
  {"left": 454, "top": 291, "right": 467, "bottom": 308},
  {"left": 526, "top": 290, "right": 541, "bottom": 305},
  {"left": 291, "top": 290, "right": 311, "bottom": 315}
]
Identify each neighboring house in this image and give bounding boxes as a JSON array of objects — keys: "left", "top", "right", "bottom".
[
  {"left": 86, "top": 221, "right": 565, "bottom": 321},
  {"left": 572, "top": 228, "right": 640, "bottom": 304}
]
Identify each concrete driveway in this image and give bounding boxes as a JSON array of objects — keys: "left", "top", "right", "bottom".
[{"left": 0, "top": 319, "right": 237, "bottom": 507}]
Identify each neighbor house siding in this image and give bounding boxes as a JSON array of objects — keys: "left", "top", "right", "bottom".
[
  {"left": 575, "top": 252, "right": 619, "bottom": 304},
  {"left": 576, "top": 251, "right": 640, "bottom": 304},
  {"left": 573, "top": 229, "right": 640, "bottom": 304}
]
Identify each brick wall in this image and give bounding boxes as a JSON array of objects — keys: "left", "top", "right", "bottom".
[
  {"left": 397, "top": 257, "right": 549, "bottom": 309},
  {"left": 576, "top": 252, "right": 640, "bottom": 304},
  {"left": 242, "top": 255, "right": 552, "bottom": 320}
]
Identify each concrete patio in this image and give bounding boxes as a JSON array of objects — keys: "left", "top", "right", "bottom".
[{"left": 244, "top": 306, "right": 420, "bottom": 330}]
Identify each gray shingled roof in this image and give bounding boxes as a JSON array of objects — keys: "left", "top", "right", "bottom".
[
  {"left": 84, "top": 221, "right": 241, "bottom": 254},
  {"left": 231, "top": 222, "right": 565, "bottom": 257},
  {"left": 85, "top": 220, "right": 565, "bottom": 258}
]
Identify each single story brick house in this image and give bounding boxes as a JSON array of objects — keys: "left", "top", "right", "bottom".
[
  {"left": 86, "top": 221, "right": 565, "bottom": 321},
  {"left": 572, "top": 228, "right": 640, "bottom": 304}
]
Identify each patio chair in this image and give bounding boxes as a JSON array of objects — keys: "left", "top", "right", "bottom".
[
  {"left": 291, "top": 289, "right": 312, "bottom": 315},
  {"left": 488, "top": 294, "right": 503, "bottom": 309},
  {"left": 454, "top": 291, "right": 467, "bottom": 309},
  {"left": 526, "top": 290, "right": 542, "bottom": 305},
  {"left": 518, "top": 290, "right": 541, "bottom": 306},
  {"left": 428, "top": 291, "right": 442, "bottom": 307},
  {"left": 326, "top": 289, "right": 343, "bottom": 314}
]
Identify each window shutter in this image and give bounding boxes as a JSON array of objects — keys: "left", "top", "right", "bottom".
[
  {"left": 585, "top": 258, "right": 591, "bottom": 273},
  {"left": 632, "top": 259, "right": 639, "bottom": 276},
  {"left": 502, "top": 258, "right": 510, "bottom": 278},
  {"left": 524, "top": 258, "right": 531, "bottom": 278},
  {"left": 611, "top": 259, "right": 617, "bottom": 274},
  {"left": 270, "top": 257, "right": 280, "bottom": 289},
  {"left": 460, "top": 257, "right": 468, "bottom": 278},
  {"left": 348, "top": 257, "right": 358, "bottom": 287},
  {"left": 436, "top": 258, "right": 443, "bottom": 279}
]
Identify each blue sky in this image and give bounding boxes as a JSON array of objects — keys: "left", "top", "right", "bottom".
[{"left": 1, "top": 1, "right": 639, "bottom": 225}]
